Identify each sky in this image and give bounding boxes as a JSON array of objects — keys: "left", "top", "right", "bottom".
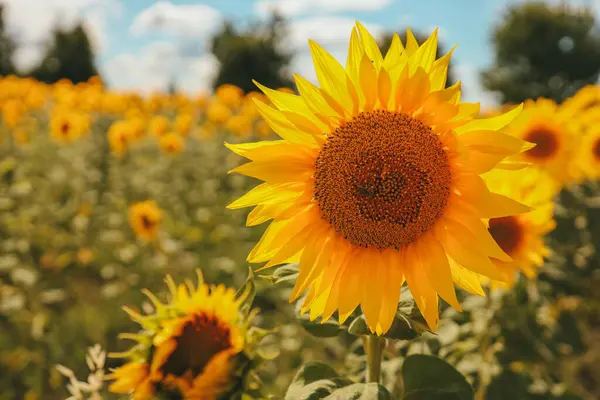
[{"left": 0, "top": 0, "right": 597, "bottom": 106}]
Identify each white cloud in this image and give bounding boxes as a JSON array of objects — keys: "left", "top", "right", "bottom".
[
  {"left": 131, "top": 1, "right": 222, "bottom": 39},
  {"left": 454, "top": 63, "right": 499, "bottom": 108},
  {"left": 0, "top": 0, "right": 121, "bottom": 70},
  {"left": 255, "top": 0, "right": 392, "bottom": 18},
  {"left": 102, "top": 41, "right": 219, "bottom": 94},
  {"left": 286, "top": 17, "right": 383, "bottom": 82}
]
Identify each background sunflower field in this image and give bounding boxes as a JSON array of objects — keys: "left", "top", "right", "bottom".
[{"left": 1, "top": 1, "right": 600, "bottom": 399}]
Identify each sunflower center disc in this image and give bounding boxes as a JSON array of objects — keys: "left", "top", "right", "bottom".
[
  {"left": 314, "top": 110, "right": 452, "bottom": 250},
  {"left": 524, "top": 127, "right": 559, "bottom": 160},
  {"left": 161, "top": 313, "right": 232, "bottom": 377},
  {"left": 488, "top": 216, "right": 522, "bottom": 255},
  {"left": 593, "top": 138, "right": 600, "bottom": 161}
]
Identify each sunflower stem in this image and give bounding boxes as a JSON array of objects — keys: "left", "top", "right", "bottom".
[{"left": 365, "top": 335, "right": 384, "bottom": 383}]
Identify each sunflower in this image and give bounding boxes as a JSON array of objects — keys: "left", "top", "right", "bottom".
[
  {"left": 108, "top": 271, "right": 255, "bottom": 400},
  {"left": 149, "top": 115, "right": 170, "bottom": 137},
  {"left": 174, "top": 113, "right": 194, "bottom": 136},
  {"left": 159, "top": 132, "right": 185, "bottom": 155},
  {"left": 483, "top": 169, "right": 556, "bottom": 287},
  {"left": 49, "top": 109, "right": 89, "bottom": 143},
  {"left": 576, "top": 130, "right": 600, "bottom": 180},
  {"left": 108, "top": 120, "right": 133, "bottom": 155},
  {"left": 504, "top": 98, "right": 579, "bottom": 184},
  {"left": 226, "top": 22, "right": 531, "bottom": 334},
  {"left": 129, "top": 201, "right": 162, "bottom": 241}
]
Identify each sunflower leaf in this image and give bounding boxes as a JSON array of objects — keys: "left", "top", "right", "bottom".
[
  {"left": 325, "top": 383, "right": 394, "bottom": 399},
  {"left": 295, "top": 301, "right": 345, "bottom": 338},
  {"left": 259, "top": 263, "right": 299, "bottom": 285},
  {"left": 347, "top": 295, "right": 432, "bottom": 340},
  {"left": 402, "top": 354, "right": 473, "bottom": 400},
  {"left": 236, "top": 267, "right": 256, "bottom": 317},
  {"left": 285, "top": 362, "right": 352, "bottom": 400}
]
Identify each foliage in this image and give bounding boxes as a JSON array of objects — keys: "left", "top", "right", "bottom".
[
  {"left": 0, "top": 5, "right": 15, "bottom": 76},
  {"left": 483, "top": 1, "right": 600, "bottom": 103},
  {"left": 211, "top": 14, "right": 293, "bottom": 93},
  {"left": 29, "top": 24, "right": 99, "bottom": 84}
]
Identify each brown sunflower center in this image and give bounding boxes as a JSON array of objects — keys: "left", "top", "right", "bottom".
[
  {"left": 60, "top": 122, "right": 70, "bottom": 135},
  {"left": 161, "top": 312, "right": 232, "bottom": 378},
  {"left": 488, "top": 216, "right": 523, "bottom": 256},
  {"left": 140, "top": 215, "right": 155, "bottom": 230},
  {"left": 523, "top": 127, "right": 559, "bottom": 160},
  {"left": 314, "top": 110, "right": 452, "bottom": 250},
  {"left": 593, "top": 137, "right": 600, "bottom": 161}
]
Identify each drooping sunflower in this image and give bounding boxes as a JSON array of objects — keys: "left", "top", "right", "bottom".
[
  {"left": 227, "top": 22, "right": 531, "bottom": 334},
  {"left": 109, "top": 271, "right": 258, "bottom": 400},
  {"left": 483, "top": 169, "right": 557, "bottom": 287},
  {"left": 503, "top": 98, "right": 579, "bottom": 185},
  {"left": 129, "top": 201, "right": 162, "bottom": 241}
]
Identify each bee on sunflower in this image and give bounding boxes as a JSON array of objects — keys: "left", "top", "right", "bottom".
[
  {"left": 227, "top": 22, "right": 532, "bottom": 334},
  {"left": 129, "top": 201, "right": 162, "bottom": 241},
  {"left": 483, "top": 169, "right": 557, "bottom": 287},
  {"left": 108, "top": 270, "right": 266, "bottom": 400}
]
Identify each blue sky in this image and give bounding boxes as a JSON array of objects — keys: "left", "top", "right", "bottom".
[{"left": 1, "top": 0, "right": 597, "bottom": 105}]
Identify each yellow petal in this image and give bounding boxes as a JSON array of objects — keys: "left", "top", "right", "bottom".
[
  {"left": 405, "top": 28, "right": 419, "bottom": 55},
  {"left": 378, "top": 68, "right": 392, "bottom": 109},
  {"left": 455, "top": 103, "right": 523, "bottom": 134},
  {"left": 359, "top": 54, "right": 378, "bottom": 112},
  {"left": 355, "top": 21, "right": 383, "bottom": 69},
  {"left": 227, "top": 182, "right": 305, "bottom": 209},
  {"left": 309, "top": 40, "right": 352, "bottom": 112},
  {"left": 429, "top": 45, "right": 456, "bottom": 91},
  {"left": 346, "top": 27, "right": 364, "bottom": 86},
  {"left": 253, "top": 99, "right": 320, "bottom": 147},
  {"left": 404, "top": 255, "right": 439, "bottom": 330},
  {"left": 409, "top": 28, "right": 438, "bottom": 74},
  {"left": 420, "top": 235, "right": 462, "bottom": 311}
]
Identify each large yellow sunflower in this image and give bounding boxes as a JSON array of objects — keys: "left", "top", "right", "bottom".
[
  {"left": 227, "top": 22, "right": 531, "bottom": 334},
  {"left": 108, "top": 271, "right": 250, "bottom": 400},
  {"left": 483, "top": 169, "right": 556, "bottom": 287},
  {"left": 504, "top": 98, "right": 579, "bottom": 184}
]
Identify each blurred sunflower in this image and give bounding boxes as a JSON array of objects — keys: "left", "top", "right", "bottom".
[
  {"left": 483, "top": 169, "right": 556, "bottom": 287},
  {"left": 227, "top": 22, "right": 531, "bottom": 334},
  {"left": 215, "top": 84, "right": 243, "bottom": 108},
  {"left": 505, "top": 98, "right": 578, "bottom": 184},
  {"left": 108, "top": 120, "right": 133, "bottom": 155},
  {"left": 174, "top": 113, "right": 194, "bottom": 136},
  {"left": 49, "top": 109, "right": 89, "bottom": 143},
  {"left": 576, "top": 130, "right": 600, "bottom": 180},
  {"left": 149, "top": 115, "right": 170, "bottom": 137},
  {"left": 159, "top": 132, "right": 185, "bottom": 155},
  {"left": 108, "top": 271, "right": 258, "bottom": 400},
  {"left": 226, "top": 115, "right": 252, "bottom": 137},
  {"left": 206, "top": 101, "right": 232, "bottom": 125},
  {"left": 129, "top": 201, "right": 162, "bottom": 241}
]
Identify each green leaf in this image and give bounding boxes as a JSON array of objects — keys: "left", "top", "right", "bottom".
[
  {"left": 285, "top": 362, "right": 352, "bottom": 400},
  {"left": 324, "top": 383, "right": 394, "bottom": 399},
  {"left": 347, "top": 299, "right": 431, "bottom": 340},
  {"left": 402, "top": 355, "right": 473, "bottom": 400},
  {"left": 259, "top": 263, "right": 299, "bottom": 284},
  {"left": 236, "top": 267, "right": 256, "bottom": 317},
  {"left": 295, "top": 302, "right": 344, "bottom": 338}
]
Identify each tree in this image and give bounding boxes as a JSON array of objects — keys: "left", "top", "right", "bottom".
[
  {"left": 0, "top": 5, "right": 16, "bottom": 76},
  {"left": 482, "top": 1, "right": 600, "bottom": 104},
  {"left": 30, "top": 23, "right": 99, "bottom": 84},
  {"left": 378, "top": 30, "right": 455, "bottom": 87},
  {"left": 211, "top": 14, "right": 293, "bottom": 93}
]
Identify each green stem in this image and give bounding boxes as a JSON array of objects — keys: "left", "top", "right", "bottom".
[{"left": 365, "top": 335, "right": 384, "bottom": 383}]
